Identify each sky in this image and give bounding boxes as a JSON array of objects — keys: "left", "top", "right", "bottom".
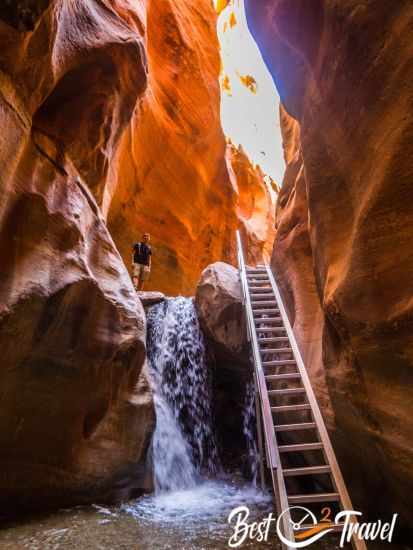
[{"left": 214, "top": 0, "right": 285, "bottom": 186}]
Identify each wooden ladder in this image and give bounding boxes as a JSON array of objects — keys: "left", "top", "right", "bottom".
[{"left": 236, "top": 231, "right": 366, "bottom": 550}]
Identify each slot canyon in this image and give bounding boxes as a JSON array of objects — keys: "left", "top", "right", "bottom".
[{"left": 0, "top": 0, "right": 411, "bottom": 548}]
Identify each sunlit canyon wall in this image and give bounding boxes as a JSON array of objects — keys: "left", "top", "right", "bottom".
[
  {"left": 105, "top": 0, "right": 276, "bottom": 295},
  {"left": 0, "top": 0, "right": 275, "bottom": 508},
  {"left": 245, "top": 0, "right": 413, "bottom": 529}
]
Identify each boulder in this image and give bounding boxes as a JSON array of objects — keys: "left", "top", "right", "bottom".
[
  {"left": 195, "top": 262, "right": 248, "bottom": 366},
  {"left": 195, "top": 261, "right": 253, "bottom": 469}
]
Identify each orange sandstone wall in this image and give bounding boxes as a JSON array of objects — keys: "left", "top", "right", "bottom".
[
  {"left": 0, "top": 0, "right": 154, "bottom": 509},
  {"left": 0, "top": 0, "right": 276, "bottom": 508},
  {"left": 105, "top": 0, "right": 275, "bottom": 296},
  {"left": 245, "top": 0, "right": 413, "bottom": 528}
]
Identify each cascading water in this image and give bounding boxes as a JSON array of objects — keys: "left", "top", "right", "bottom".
[
  {"left": 147, "top": 297, "right": 220, "bottom": 492},
  {"left": 243, "top": 380, "right": 259, "bottom": 486},
  {"left": 121, "top": 297, "right": 271, "bottom": 547}
]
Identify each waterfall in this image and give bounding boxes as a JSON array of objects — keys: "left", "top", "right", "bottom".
[
  {"left": 242, "top": 380, "right": 259, "bottom": 486},
  {"left": 147, "top": 297, "right": 220, "bottom": 493}
]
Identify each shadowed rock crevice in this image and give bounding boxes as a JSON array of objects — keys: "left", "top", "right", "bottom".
[{"left": 0, "top": 0, "right": 50, "bottom": 31}]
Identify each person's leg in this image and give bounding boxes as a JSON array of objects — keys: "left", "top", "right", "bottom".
[
  {"left": 132, "top": 264, "right": 139, "bottom": 290},
  {"left": 138, "top": 264, "right": 149, "bottom": 291},
  {"left": 137, "top": 264, "right": 145, "bottom": 291}
]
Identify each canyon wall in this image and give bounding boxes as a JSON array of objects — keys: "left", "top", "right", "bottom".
[
  {"left": 0, "top": 0, "right": 154, "bottom": 510},
  {"left": 0, "top": 0, "right": 275, "bottom": 509},
  {"left": 105, "top": 0, "right": 275, "bottom": 295},
  {"left": 245, "top": 0, "right": 413, "bottom": 529}
]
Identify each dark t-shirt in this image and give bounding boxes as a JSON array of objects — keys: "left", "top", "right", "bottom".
[{"left": 133, "top": 242, "right": 152, "bottom": 266}]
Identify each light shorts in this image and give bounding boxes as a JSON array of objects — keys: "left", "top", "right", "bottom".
[{"left": 133, "top": 263, "right": 150, "bottom": 281}]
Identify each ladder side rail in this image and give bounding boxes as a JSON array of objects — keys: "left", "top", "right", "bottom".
[
  {"left": 238, "top": 247, "right": 269, "bottom": 490},
  {"left": 236, "top": 233, "right": 295, "bottom": 547},
  {"left": 266, "top": 264, "right": 367, "bottom": 550},
  {"left": 236, "top": 232, "right": 278, "bottom": 469}
]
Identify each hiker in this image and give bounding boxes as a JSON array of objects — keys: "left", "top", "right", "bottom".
[{"left": 132, "top": 233, "right": 152, "bottom": 291}]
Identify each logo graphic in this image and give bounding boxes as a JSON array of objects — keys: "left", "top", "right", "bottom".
[
  {"left": 227, "top": 505, "right": 398, "bottom": 548},
  {"left": 276, "top": 506, "right": 335, "bottom": 548}
]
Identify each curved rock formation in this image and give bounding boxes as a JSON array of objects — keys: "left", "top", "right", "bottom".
[
  {"left": 105, "top": 0, "right": 275, "bottom": 296},
  {"left": 245, "top": 0, "right": 413, "bottom": 528},
  {"left": 0, "top": 0, "right": 154, "bottom": 510}
]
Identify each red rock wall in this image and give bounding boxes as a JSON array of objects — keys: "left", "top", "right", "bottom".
[
  {"left": 246, "top": 0, "right": 413, "bottom": 528},
  {"left": 105, "top": 0, "right": 275, "bottom": 296},
  {"left": 0, "top": 0, "right": 276, "bottom": 509},
  {"left": 0, "top": 0, "right": 154, "bottom": 510}
]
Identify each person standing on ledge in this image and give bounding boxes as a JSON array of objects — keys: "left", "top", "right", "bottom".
[{"left": 132, "top": 233, "right": 152, "bottom": 291}]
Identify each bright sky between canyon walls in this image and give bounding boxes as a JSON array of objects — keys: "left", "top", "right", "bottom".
[{"left": 215, "top": 0, "right": 285, "bottom": 186}]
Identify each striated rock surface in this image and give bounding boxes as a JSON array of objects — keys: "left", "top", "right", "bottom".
[
  {"left": 105, "top": 0, "right": 275, "bottom": 296},
  {"left": 246, "top": 0, "right": 413, "bottom": 527},
  {"left": 0, "top": 0, "right": 154, "bottom": 510}
]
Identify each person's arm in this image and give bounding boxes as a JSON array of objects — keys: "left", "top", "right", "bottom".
[{"left": 149, "top": 248, "right": 152, "bottom": 269}]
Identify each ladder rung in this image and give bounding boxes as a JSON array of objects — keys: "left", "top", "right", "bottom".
[
  {"left": 249, "top": 287, "right": 272, "bottom": 292},
  {"left": 271, "top": 404, "right": 311, "bottom": 412},
  {"left": 257, "top": 327, "right": 286, "bottom": 333},
  {"left": 252, "top": 301, "right": 277, "bottom": 307},
  {"left": 261, "top": 348, "right": 293, "bottom": 355},
  {"left": 263, "top": 359, "right": 295, "bottom": 366},
  {"left": 247, "top": 268, "right": 266, "bottom": 273},
  {"left": 266, "top": 373, "right": 301, "bottom": 381},
  {"left": 255, "top": 318, "right": 282, "bottom": 324},
  {"left": 268, "top": 387, "right": 305, "bottom": 396},
  {"left": 278, "top": 442, "right": 323, "bottom": 452},
  {"left": 247, "top": 274, "right": 267, "bottom": 278},
  {"left": 274, "top": 422, "right": 316, "bottom": 432},
  {"left": 259, "top": 337, "right": 289, "bottom": 343},
  {"left": 283, "top": 465, "right": 331, "bottom": 477},
  {"left": 250, "top": 293, "right": 274, "bottom": 299},
  {"left": 288, "top": 493, "right": 340, "bottom": 504},
  {"left": 253, "top": 309, "right": 279, "bottom": 315}
]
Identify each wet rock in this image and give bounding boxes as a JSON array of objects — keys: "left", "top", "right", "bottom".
[
  {"left": 137, "top": 291, "right": 166, "bottom": 307},
  {"left": 245, "top": 0, "right": 413, "bottom": 527}
]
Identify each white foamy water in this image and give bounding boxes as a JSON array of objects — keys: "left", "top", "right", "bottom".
[
  {"left": 151, "top": 393, "right": 198, "bottom": 492},
  {"left": 147, "top": 297, "right": 220, "bottom": 492},
  {"left": 127, "top": 297, "right": 274, "bottom": 548},
  {"left": 123, "top": 478, "right": 271, "bottom": 532}
]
